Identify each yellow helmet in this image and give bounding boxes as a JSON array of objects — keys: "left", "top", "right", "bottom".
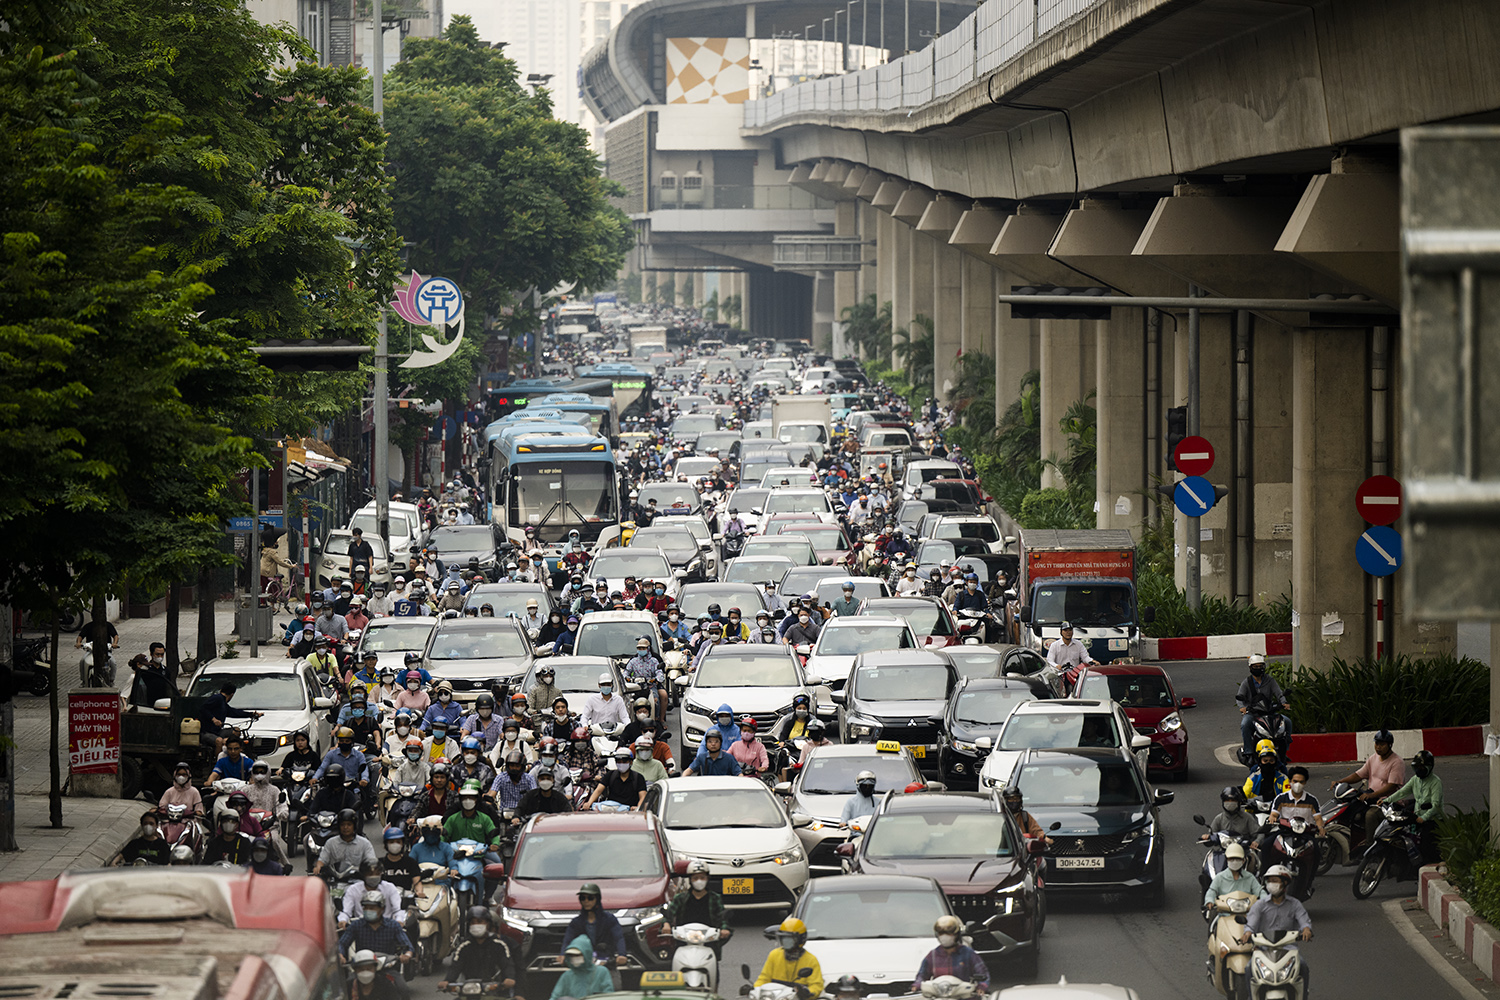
[
  {"left": 774, "top": 916, "right": 808, "bottom": 951},
  {"left": 1255, "top": 739, "right": 1277, "bottom": 757},
  {"left": 336, "top": 726, "right": 355, "bottom": 740},
  {"left": 779, "top": 917, "right": 806, "bottom": 934}
]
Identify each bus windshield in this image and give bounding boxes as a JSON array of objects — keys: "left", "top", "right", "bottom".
[{"left": 509, "top": 461, "right": 617, "bottom": 539}]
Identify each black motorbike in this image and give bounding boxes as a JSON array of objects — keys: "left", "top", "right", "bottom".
[
  {"left": 9, "top": 637, "right": 53, "bottom": 697},
  {"left": 302, "top": 809, "right": 339, "bottom": 873},
  {"left": 1262, "top": 816, "right": 1319, "bottom": 900},
  {"left": 283, "top": 768, "right": 315, "bottom": 856},
  {"left": 1192, "top": 814, "right": 1260, "bottom": 894},
  {"left": 1236, "top": 695, "right": 1291, "bottom": 766},
  {"left": 1353, "top": 801, "right": 1429, "bottom": 899}
]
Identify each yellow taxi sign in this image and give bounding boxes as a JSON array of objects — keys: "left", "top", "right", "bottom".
[
  {"left": 875, "top": 739, "right": 902, "bottom": 753},
  {"left": 639, "top": 972, "right": 687, "bottom": 989}
]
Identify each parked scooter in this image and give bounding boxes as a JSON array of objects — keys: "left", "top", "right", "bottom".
[
  {"left": 1203, "top": 889, "right": 1255, "bottom": 999},
  {"left": 1352, "top": 800, "right": 1427, "bottom": 899},
  {"left": 671, "top": 923, "right": 727, "bottom": 990},
  {"left": 1245, "top": 930, "right": 1309, "bottom": 1000},
  {"left": 10, "top": 637, "right": 53, "bottom": 697}
]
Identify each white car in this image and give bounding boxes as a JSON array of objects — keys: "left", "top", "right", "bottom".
[
  {"left": 804, "top": 616, "right": 920, "bottom": 690},
  {"left": 793, "top": 874, "right": 957, "bottom": 994},
  {"left": 646, "top": 776, "right": 810, "bottom": 910},
  {"left": 355, "top": 617, "right": 438, "bottom": 675},
  {"left": 900, "top": 460, "right": 962, "bottom": 500},
  {"left": 585, "top": 547, "right": 683, "bottom": 601},
  {"left": 318, "top": 529, "right": 393, "bottom": 588},
  {"left": 761, "top": 487, "right": 837, "bottom": 524},
  {"left": 976, "top": 699, "right": 1151, "bottom": 789},
  {"left": 347, "top": 501, "right": 428, "bottom": 568},
  {"left": 184, "top": 660, "right": 335, "bottom": 766},
  {"left": 678, "top": 644, "right": 827, "bottom": 753}
]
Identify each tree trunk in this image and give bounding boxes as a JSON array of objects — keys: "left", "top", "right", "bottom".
[
  {"left": 48, "top": 612, "right": 61, "bottom": 828},
  {"left": 197, "top": 566, "right": 216, "bottom": 663},
  {"left": 165, "top": 580, "right": 180, "bottom": 684},
  {"left": 91, "top": 593, "right": 107, "bottom": 686}
]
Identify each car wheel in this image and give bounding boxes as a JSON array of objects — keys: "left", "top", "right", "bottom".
[{"left": 1034, "top": 890, "right": 1047, "bottom": 936}]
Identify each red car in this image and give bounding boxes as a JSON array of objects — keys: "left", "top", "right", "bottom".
[
  {"left": 1070, "top": 663, "right": 1196, "bottom": 778},
  {"left": 498, "top": 812, "right": 674, "bottom": 984}
]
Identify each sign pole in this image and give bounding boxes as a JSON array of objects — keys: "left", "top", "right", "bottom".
[
  {"left": 249, "top": 469, "right": 259, "bottom": 659},
  {"left": 372, "top": 0, "right": 391, "bottom": 554},
  {"left": 1185, "top": 285, "right": 1202, "bottom": 612},
  {"left": 302, "top": 500, "right": 312, "bottom": 603}
]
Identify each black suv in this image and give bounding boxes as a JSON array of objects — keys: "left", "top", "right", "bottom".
[
  {"left": 837, "top": 790, "right": 1044, "bottom": 975},
  {"left": 832, "top": 650, "right": 957, "bottom": 774},
  {"left": 1012, "top": 747, "right": 1174, "bottom": 906},
  {"left": 936, "top": 676, "right": 1049, "bottom": 787}
]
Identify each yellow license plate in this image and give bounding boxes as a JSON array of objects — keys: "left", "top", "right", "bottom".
[
  {"left": 906, "top": 745, "right": 927, "bottom": 758},
  {"left": 723, "top": 877, "right": 754, "bottom": 894}
]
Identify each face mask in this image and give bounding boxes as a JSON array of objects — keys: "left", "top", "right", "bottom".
[
  {"left": 464, "top": 753, "right": 478, "bottom": 765},
  {"left": 478, "top": 708, "right": 492, "bottom": 717},
  {"left": 175, "top": 774, "right": 190, "bottom": 786},
  {"left": 356, "top": 971, "right": 377, "bottom": 986},
  {"left": 363, "top": 908, "right": 382, "bottom": 923},
  {"left": 857, "top": 784, "right": 875, "bottom": 797},
  {"left": 407, "top": 682, "right": 420, "bottom": 691},
  {"left": 142, "top": 824, "right": 158, "bottom": 837},
  {"left": 794, "top": 709, "right": 808, "bottom": 719},
  {"left": 422, "top": 829, "right": 440, "bottom": 843},
  {"left": 1227, "top": 858, "right": 1245, "bottom": 872},
  {"left": 365, "top": 876, "right": 382, "bottom": 889},
  {"left": 254, "top": 772, "right": 268, "bottom": 784},
  {"left": 617, "top": 760, "right": 632, "bottom": 772},
  {"left": 637, "top": 750, "right": 652, "bottom": 761},
  {"left": 388, "top": 842, "right": 404, "bottom": 855},
  {"left": 405, "top": 749, "right": 421, "bottom": 762},
  {"left": 1250, "top": 666, "right": 1265, "bottom": 677},
  {"left": 221, "top": 819, "right": 238, "bottom": 833},
  {"left": 1415, "top": 765, "right": 1432, "bottom": 779},
  {"left": 461, "top": 797, "right": 478, "bottom": 811},
  {"left": 798, "top": 615, "right": 810, "bottom": 624},
  {"left": 937, "top": 934, "right": 957, "bottom": 948},
  {"left": 507, "top": 769, "right": 524, "bottom": 781},
  {"left": 656, "top": 588, "right": 664, "bottom": 596},
  {"left": 439, "top": 693, "right": 452, "bottom": 702},
  {"left": 339, "top": 743, "right": 354, "bottom": 753},
  {"left": 1290, "top": 781, "right": 1305, "bottom": 795},
  {"left": 252, "top": 849, "right": 268, "bottom": 863},
  {"left": 691, "top": 878, "right": 708, "bottom": 891},
  {"left": 433, "top": 731, "right": 448, "bottom": 742},
  {"left": 636, "top": 711, "right": 649, "bottom": 721},
  {"left": 1224, "top": 801, "right": 1240, "bottom": 813},
  {"left": 668, "top": 615, "right": 679, "bottom": 622},
  {"left": 574, "top": 742, "right": 589, "bottom": 752},
  {"left": 568, "top": 957, "right": 586, "bottom": 969},
  {"left": 539, "top": 777, "right": 554, "bottom": 790},
  {"left": 351, "top": 709, "right": 364, "bottom": 718},
  {"left": 1267, "top": 881, "right": 1286, "bottom": 897},
  {"left": 469, "top": 924, "right": 489, "bottom": 938},
  {"left": 599, "top": 686, "right": 613, "bottom": 696}
]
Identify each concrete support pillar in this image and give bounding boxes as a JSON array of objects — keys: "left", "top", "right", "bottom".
[
  {"left": 931, "top": 243, "right": 963, "bottom": 401},
  {"left": 858, "top": 203, "right": 879, "bottom": 305},
  {"left": 812, "top": 271, "right": 836, "bottom": 353},
  {"left": 1038, "top": 321, "right": 1091, "bottom": 490},
  {"left": 961, "top": 255, "right": 995, "bottom": 412},
  {"left": 891, "top": 222, "right": 914, "bottom": 361},
  {"left": 1096, "top": 309, "right": 1147, "bottom": 537},
  {"left": 833, "top": 200, "right": 859, "bottom": 358},
  {"left": 906, "top": 231, "right": 935, "bottom": 368},
  {"left": 993, "top": 269, "right": 1038, "bottom": 419},
  {"left": 1250, "top": 319, "right": 1295, "bottom": 605},
  {"left": 1291, "top": 327, "right": 1368, "bottom": 670},
  {"left": 880, "top": 214, "right": 903, "bottom": 355}
]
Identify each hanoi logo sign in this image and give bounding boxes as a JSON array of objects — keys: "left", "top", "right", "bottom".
[{"left": 390, "top": 270, "right": 466, "bottom": 369}]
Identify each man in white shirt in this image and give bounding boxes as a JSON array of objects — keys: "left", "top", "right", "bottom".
[
  {"left": 581, "top": 672, "right": 630, "bottom": 729},
  {"left": 1045, "top": 622, "right": 1094, "bottom": 671}
]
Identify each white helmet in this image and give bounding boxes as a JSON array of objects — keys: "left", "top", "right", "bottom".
[{"left": 1262, "top": 864, "right": 1292, "bottom": 881}]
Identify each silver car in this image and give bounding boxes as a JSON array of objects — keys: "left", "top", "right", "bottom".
[{"left": 421, "top": 616, "right": 535, "bottom": 707}]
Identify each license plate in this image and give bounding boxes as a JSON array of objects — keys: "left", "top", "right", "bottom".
[
  {"left": 1108, "top": 638, "right": 1128, "bottom": 651},
  {"left": 723, "top": 877, "right": 753, "bottom": 894},
  {"left": 905, "top": 745, "right": 927, "bottom": 758},
  {"left": 1054, "top": 857, "right": 1105, "bottom": 869}
]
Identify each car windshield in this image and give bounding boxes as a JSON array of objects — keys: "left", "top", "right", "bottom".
[
  {"left": 764, "top": 492, "right": 829, "bottom": 515},
  {"left": 678, "top": 588, "right": 764, "bottom": 618},
  {"left": 638, "top": 484, "right": 702, "bottom": 510},
  {"left": 780, "top": 527, "right": 847, "bottom": 550},
  {"left": 589, "top": 551, "right": 674, "bottom": 579},
  {"left": 915, "top": 540, "right": 956, "bottom": 565},
  {"left": 575, "top": 621, "right": 656, "bottom": 658},
  {"left": 724, "top": 558, "right": 793, "bottom": 584},
  {"left": 871, "top": 602, "right": 953, "bottom": 636},
  {"left": 324, "top": 534, "right": 389, "bottom": 558},
  {"left": 427, "top": 527, "right": 495, "bottom": 553},
  {"left": 779, "top": 425, "right": 827, "bottom": 443},
  {"left": 512, "top": 830, "right": 664, "bottom": 879},
  {"left": 800, "top": 753, "right": 916, "bottom": 794},
  {"left": 814, "top": 579, "right": 886, "bottom": 603},
  {"left": 464, "top": 587, "right": 549, "bottom": 617},
  {"left": 999, "top": 712, "right": 1120, "bottom": 750},
  {"left": 853, "top": 664, "right": 950, "bottom": 700},
  {"left": 815, "top": 625, "right": 914, "bottom": 656},
  {"left": 864, "top": 812, "right": 1013, "bottom": 859},
  {"left": 728, "top": 489, "right": 768, "bottom": 512},
  {"left": 1078, "top": 673, "right": 1176, "bottom": 709},
  {"left": 742, "top": 538, "right": 812, "bottom": 559},
  {"left": 954, "top": 688, "right": 1037, "bottom": 724},
  {"left": 1030, "top": 584, "right": 1134, "bottom": 627},
  {"left": 538, "top": 660, "right": 613, "bottom": 691},
  {"left": 187, "top": 673, "right": 305, "bottom": 711},
  {"left": 695, "top": 650, "right": 798, "bottom": 687},
  {"left": 1017, "top": 759, "right": 1146, "bottom": 807},
  {"left": 934, "top": 521, "right": 999, "bottom": 543},
  {"left": 801, "top": 888, "right": 948, "bottom": 940},
  {"left": 359, "top": 621, "right": 435, "bottom": 652},
  {"left": 662, "top": 787, "right": 786, "bottom": 829},
  {"left": 630, "top": 527, "right": 696, "bottom": 550},
  {"left": 428, "top": 628, "right": 529, "bottom": 659},
  {"left": 781, "top": 568, "right": 845, "bottom": 596},
  {"left": 907, "top": 465, "right": 958, "bottom": 486},
  {"left": 673, "top": 415, "right": 718, "bottom": 434},
  {"left": 349, "top": 513, "right": 411, "bottom": 542}
]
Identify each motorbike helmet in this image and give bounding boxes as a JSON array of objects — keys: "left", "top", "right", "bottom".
[
  {"left": 687, "top": 859, "right": 711, "bottom": 877},
  {"left": 933, "top": 915, "right": 963, "bottom": 937},
  {"left": 170, "top": 844, "right": 196, "bottom": 865},
  {"left": 806, "top": 718, "right": 827, "bottom": 737},
  {"left": 324, "top": 763, "right": 347, "bottom": 787},
  {"left": 577, "top": 882, "right": 602, "bottom": 900},
  {"left": 1224, "top": 842, "right": 1247, "bottom": 870},
  {"left": 226, "top": 791, "right": 250, "bottom": 812},
  {"left": 855, "top": 770, "right": 876, "bottom": 795},
  {"left": 431, "top": 762, "right": 450, "bottom": 779},
  {"left": 404, "top": 652, "right": 423, "bottom": 666},
  {"left": 383, "top": 826, "right": 405, "bottom": 845},
  {"left": 1221, "top": 785, "right": 1247, "bottom": 813},
  {"left": 504, "top": 750, "right": 526, "bottom": 767},
  {"left": 1261, "top": 864, "right": 1292, "bottom": 892},
  {"left": 1255, "top": 739, "right": 1278, "bottom": 758},
  {"left": 739, "top": 715, "right": 757, "bottom": 732},
  {"left": 502, "top": 717, "right": 521, "bottom": 735},
  {"left": 1373, "top": 729, "right": 1395, "bottom": 747},
  {"left": 571, "top": 726, "right": 590, "bottom": 743},
  {"left": 1412, "top": 749, "right": 1435, "bottom": 778},
  {"left": 538, "top": 735, "right": 560, "bottom": 753},
  {"left": 337, "top": 807, "right": 359, "bottom": 827},
  {"left": 474, "top": 693, "right": 496, "bottom": 712},
  {"left": 773, "top": 916, "right": 808, "bottom": 953},
  {"left": 461, "top": 736, "right": 482, "bottom": 752},
  {"left": 510, "top": 692, "right": 529, "bottom": 712},
  {"left": 1001, "top": 784, "right": 1023, "bottom": 812}
]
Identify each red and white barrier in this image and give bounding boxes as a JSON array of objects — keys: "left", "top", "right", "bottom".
[
  {"left": 1141, "top": 632, "right": 1292, "bottom": 661},
  {"left": 1289, "top": 724, "right": 1485, "bottom": 763},
  {"left": 1421, "top": 865, "right": 1500, "bottom": 984}
]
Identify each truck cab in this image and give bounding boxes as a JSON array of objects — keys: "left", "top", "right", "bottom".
[{"left": 1007, "top": 529, "right": 1153, "bottom": 664}]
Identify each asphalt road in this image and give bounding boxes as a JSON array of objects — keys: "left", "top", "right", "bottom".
[{"left": 711, "top": 657, "right": 1488, "bottom": 998}]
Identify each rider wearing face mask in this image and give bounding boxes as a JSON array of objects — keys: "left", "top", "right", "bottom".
[
  {"left": 913, "top": 916, "right": 989, "bottom": 994},
  {"left": 1000, "top": 785, "right": 1052, "bottom": 845},
  {"left": 771, "top": 694, "right": 814, "bottom": 741},
  {"left": 460, "top": 693, "right": 504, "bottom": 753},
  {"left": 421, "top": 681, "right": 463, "bottom": 732},
  {"left": 339, "top": 860, "right": 404, "bottom": 930},
  {"left": 581, "top": 673, "right": 630, "bottom": 729},
  {"left": 538, "top": 610, "right": 568, "bottom": 647},
  {"left": 1238, "top": 866, "right": 1313, "bottom": 983},
  {"left": 347, "top": 950, "right": 402, "bottom": 1000},
  {"left": 1242, "top": 740, "right": 1290, "bottom": 803},
  {"left": 662, "top": 860, "right": 731, "bottom": 954},
  {"left": 553, "top": 936, "right": 614, "bottom": 1000},
  {"left": 895, "top": 563, "right": 925, "bottom": 597},
  {"left": 1203, "top": 841, "right": 1265, "bottom": 907},
  {"left": 392, "top": 666, "right": 430, "bottom": 715},
  {"left": 112, "top": 809, "right": 169, "bottom": 866},
  {"left": 1235, "top": 654, "right": 1291, "bottom": 762},
  {"left": 338, "top": 899, "right": 414, "bottom": 992},
  {"left": 517, "top": 755, "right": 573, "bottom": 819},
  {"left": 201, "top": 810, "right": 253, "bottom": 866},
  {"left": 422, "top": 721, "right": 460, "bottom": 766},
  {"left": 442, "top": 906, "right": 517, "bottom": 994},
  {"left": 629, "top": 735, "right": 669, "bottom": 784},
  {"left": 1268, "top": 765, "right": 1326, "bottom": 834},
  {"left": 529, "top": 669, "right": 564, "bottom": 722},
  {"left": 782, "top": 607, "right": 822, "bottom": 647},
  {"left": 727, "top": 717, "right": 770, "bottom": 776},
  {"left": 1200, "top": 785, "right": 1261, "bottom": 843},
  {"left": 390, "top": 737, "right": 431, "bottom": 787},
  {"left": 158, "top": 760, "right": 204, "bottom": 842},
  {"left": 453, "top": 737, "right": 498, "bottom": 793},
  {"left": 661, "top": 610, "right": 692, "bottom": 643}
]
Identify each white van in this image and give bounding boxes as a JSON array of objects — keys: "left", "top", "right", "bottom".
[{"left": 347, "top": 501, "right": 426, "bottom": 568}]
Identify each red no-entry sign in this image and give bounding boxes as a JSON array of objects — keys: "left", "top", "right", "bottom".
[
  {"left": 1172, "top": 436, "right": 1215, "bottom": 476},
  {"left": 1356, "top": 475, "right": 1403, "bottom": 526}
]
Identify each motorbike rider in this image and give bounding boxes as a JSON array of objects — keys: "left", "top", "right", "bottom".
[
  {"left": 207, "top": 733, "right": 257, "bottom": 784},
  {"left": 442, "top": 906, "right": 518, "bottom": 994},
  {"left": 411, "top": 815, "right": 455, "bottom": 883},
  {"left": 661, "top": 859, "right": 731, "bottom": 955},
  {"left": 789, "top": 719, "right": 833, "bottom": 778},
  {"left": 517, "top": 763, "right": 573, "bottom": 818},
  {"left": 111, "top": 809, "right": 169, "bottom": 866},
  {"left": 1238, "top": 865, "right": 1312, "bottom": 990},
  {"left": 630, "top": 734, "right": 669, "bottom": 784},
  {"left": 841, "top": 771, "right": 879, "bottom": 824},
  {"left": 1242, "top": 740, "right": 1291, "bottom": 802},
  {"left": 420, "top": 762, "right": 457, "bottom": 819},
  {"left": 623, "top": 637, "right": 667, "bottom": 725},
  {"left": 1236, "top": 654, "right": 1291, "bottom": 762},
  {"left": 749, "top": 610, "right": 778, "bottom": 643},
  {"left": 553, "top": 936, "right": 615, "bottom": 1000},
  {"left": 951, "top": 573, "right": 990, "bottom": 616},
  {"left": 347, "top": 948, "right": 404, "bottom": 1000},
  {"left": 158, "top": 761, "right": 204, "bottom": 844},
  {"left": 539, "top": 610, "right": 568, "bottom": 647},
  {"left": 316, "top": 727, "right": 372, "bottom": 811},
  {"left": 771, "top": 693, "right": 815, "bottom": 742},
  {"left": 683, "top": 730, "right": 742, "bottom": 778},
  {"left": 661, "top": 610, "right": 693, "bottom": 643},
  {"left": 308, "top": 762, "right": 361, "bottom": 818},
  {"left": 338, "top": 860, "right": 406, "bottom": 931},
  {"left": 314, "top": 807, "right": 377, "bottom": 876},
  {"left": 581, "top": 672, "right": 630, "bottom": 729},
  {"left": 459, "top": 693, "right": 504, "bottom": 753},
  {"left": 390, "top": 737, "right": 431, "bottom": 788},
  {"left": 490, "top": 750, "right": 537, "bottom": 813},
  {"left": 1381, "top": 750, "right": 1445, "bottom": 861},
  {"left": 895, "top": 563, "right": 925, "bottom": 597},
  {"left": 827, "top": 582, "right": 861, "bottom": 618},
  {"left": 422, "top": 718, "right": 461, "bottom": 766},
  {"left": 243, "top": 760, "right": 287, "bottom": 845},
  {"left": 1000, "top": 785, "right": 1052, "bottom": 845},
  {"left": 1201, "top": 785, "right": 1262, "bottom": 843},
  {"left": 553, "top": 615, "right": 581, "bottom": 655},
  {"left": 587, "top": 747, "right": 649, "bottom": 810},
  {"left": 1204, "top": 841, "right": 1266, "bottom": 907},
  {"left": 249, "top": 836, "right": 287, "bottom": 876},
  {"left": 442, "top": 781, "right": 505, "bottom": 895},
  {"left": 453, "top": 737, "right": 498, "bottom": 794},
  {"left": 783, "top": 607, "right": 822, "bottom": 647},
  {"left": 541, "top": 697, "right": 577, "bottom": 742},
  {"left": 393, "top": 665, "right": 431, "bottom": 716},
  {"left": 641, "top": 581, "right": 674, "bottom": 615},
  {"left": 1330, "top": 728, "right": 1407, "bottom": 840},
  {"left": 201, "top": 809, "right": 254, "bottom": 866},
  {"left": 564, "top": 884, "right": 629, "bottom": 987},
  {"left": 728, "top": 717, "right": 770, "bottom": 776},
  {"left": 338, "top": 895, "right": 415, "bottom": 995},
  {"left": 1044, "top": 621, "right": 1094, "bottom": 673},
  {"left": 640, "top": 720, "right": 677, "bottom": 774},
  {"left": 423, "top": 681, "right": 464, "bottom": 732},
  {"left": 380, "top": 826, "right": 424, "bottom": 894},
  {"left": 562, "top": 726, "right": 601, "bottom": 782},
  {"left": 720, "top": 608, "right": 750, "bottom": 643},
  {"left": 913, "top": 915, "right": 989, "bottom": 993},
  {"left": 529, "top": 667, "right": 564, "bottom": 720},
  {"left": 366, "top": 584, "right": 394, "bottom": 618},
  {"left": 1268, "top": 765, "right": 1326, "bottom": 834},
  {"left": 755, "top": 917, "right": 824, "bottom": 999}
]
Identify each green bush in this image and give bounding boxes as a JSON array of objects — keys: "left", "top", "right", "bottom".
[
  {"left": 1268, "top": 654, "right": 1490, "bottom": 733},
  {"left": 1467, "top": 857, "right": 1500, "bottom": 928},
  {"left": 1137, "top": 566, "right": 1291, "bottom": 638},
  {"left": 1439, "top": 803, "right": 1496, "bottom": 896}
]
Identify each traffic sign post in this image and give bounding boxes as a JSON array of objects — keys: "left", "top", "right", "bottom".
[
  {"left": 1355, "top": 475, "right": 1403, "bottom": 526},
  {"left": 1172, "top": 436, "right": 1215, "bottom": 477},
  {"left": 1173, "top": 476, "right": 1216, "bottom": 518},
  {"left": 1356, "top": 526, "right": 1404, "bottom": 577},
  {"left": 1353, "top": 475, "right": 1403, "bottom": 581}
]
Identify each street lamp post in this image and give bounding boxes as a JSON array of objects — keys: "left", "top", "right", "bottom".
[{"left": 372, "top": 0, "right": 390, "bottom": 551}]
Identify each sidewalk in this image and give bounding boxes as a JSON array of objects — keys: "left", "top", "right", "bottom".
[{"left": 0, "top": 795, "right": 149, "bottom": 881}]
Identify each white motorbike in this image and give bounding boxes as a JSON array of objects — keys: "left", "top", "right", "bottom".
[
  {"left": 590, "top": 721, "right": 623, "bottom": 759},
  {"left": 671, "top": 922, "right": 723, "bottom": 990},
  {"left": 1246, "top": 931, "right": 1308, "bottom": 1000},
  {"left": 77, "top": 641, "right": 117, "bottom": 687}
]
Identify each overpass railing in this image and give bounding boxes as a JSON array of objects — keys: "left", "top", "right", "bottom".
[
  {"left": 650, "top": 184, "right": 833, "bottom": 211},
  {"left": 744, "top": 0, "right": 1102, "bottom": 127}
]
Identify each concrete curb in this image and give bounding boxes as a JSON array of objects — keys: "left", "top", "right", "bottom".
[
  {"left": 1141, "top": 632, "right": 1291, "bottom": 661},
  {"left": 1291, "top": 725, "right": 1486, "bottom": 762},
  {"left": 1421, "top": 865, "right": 1500, "bottom": 983}
]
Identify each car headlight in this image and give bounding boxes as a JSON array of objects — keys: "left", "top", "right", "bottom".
[
  {"left": 951, "top": 738, "right": 978, "bottom": 752},
  {"left": 773, "top": 845, "right": 805, "bottom": 865},
  {"left": 615, "top": 906, "right": 663, "bottom": 923},
  {"left": 684, "top": 701, "right": 713, "bottom": 718},
  {"left": 847, "top": 722, "right": 875, "bottom": 738},
  {"left": 1120, "top": 822, "right": 1152, "bottom": 844},
  {"left": 1158, "top": 712, "right": 1182, "bottom": 733},
  {"left": 501, "top": 907, "right": 540, "bottom": 930},
  {"left": 686, "top": 558, "right": 701, "bottom": 572},
  {"left": 277, "top": 733, "right": 294, "bottom": 747}
]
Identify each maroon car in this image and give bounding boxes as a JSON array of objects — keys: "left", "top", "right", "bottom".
[
  {"left": 1071, "top": 663, "right": 1196, "bottom": 778},
  {"left": 498, "top": 812, "right": 674, "bottom": 984}
]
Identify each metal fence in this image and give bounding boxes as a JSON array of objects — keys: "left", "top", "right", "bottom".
[{"left": 744, "top": 0, "right": 1104, "bottom": 127}]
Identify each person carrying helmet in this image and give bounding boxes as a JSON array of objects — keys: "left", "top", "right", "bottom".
[
  {"left": 828, "top": 582, "right": 861, "bottom": 618},
  {"left": 913, "top": 915, "right": 989, "bottom": 993},
  {"left": 564, "top": 884, "right": 630, "bottom": 988},
  {"left": 1204, "top": 841, "right": 1266, "bottom": 907},
  {"left": 346, "top": 949, "right": 404, "bottom": 1000},
  {"left": 552, "top": 935, "right": 615, "bottom": 1000},
  {"left": 662, "top": 860, "right": 731, "bottom": 955},
  {"left": 1237, "top": 865, "right": 1312, "bottom": 984},
  {"left": 1242, "top": 740, "right": 1290, "bottom": 803},
  {"left": 841, "top": 770, "right": 879, "bottom": 824},
  {"left": 1235, "top": 654, "right": 1292, "bottom": 762},
  {"left": 339, "top": 899, "right": 415, "bottom": 997},
  {"left": 314, "top": 807, "right": 376, "bottom": 877},
  {"left": 729, "top": 717, "right": 770, "bottom": 776},
  {"left": 623, "top": 636, "right": 668, "bottom": 726},
  {"left": 1381, "top": 749, "right": 1444, "bottom": 862},
  {"left": 1201, "top": 785, "right": 1262, "bottom": 844},
  {"left": 1330, "top": 728, "right": 1407, "bottom": 841},
  {"left": 587, "top": 747, "right": 648, "bottom": 810},
  {"left": 443, "top": 906, "right": 518, "bottom": 994},
  {"left": 754, "top": 917, "right": 824, "bottom": 999}
]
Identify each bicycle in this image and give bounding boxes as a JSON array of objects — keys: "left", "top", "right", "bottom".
[{"left": 261, "top": 574, "right": 294, "bottom": 613}]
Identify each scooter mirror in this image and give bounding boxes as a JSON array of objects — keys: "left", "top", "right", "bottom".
[{"left": 1192, "top": 814, "right": 1207, "bottom": 826}]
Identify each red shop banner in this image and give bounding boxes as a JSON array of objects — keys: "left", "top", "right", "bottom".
[{"left": 68, "top": 691, "right": 121, "bottom": 775}]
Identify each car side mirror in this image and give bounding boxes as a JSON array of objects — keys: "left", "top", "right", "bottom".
[
  {"left": 153, "top": 698, "right": 173, "bottom": 711},
  {"left": 752, "top": 507, "right": 764, "bottom": 516},
  {"left": 790, "top": 812, "right": 813, "bottom": 828},
  {"left": 835, "top": 843, "right": 855, "bottom": 857},
  {"left": 925, "top": 781, "right": 947, "bottom": 792},
  {"left": 1018, "top": 607, "right": 1032, "bottom": 624},
  {"left": 830, "top": 690, "right": 846, "bottom": 705},
  {"left": 1026, "top": 839, "right": 1045, "bottom": 856},
  {"left": 1131, "top": 734, "right": 1152, "bottom": 751},
  {"left": 975, "top": 737, "right": 992, "bottom": 751},
  {"left": 1180, "top": 696, "right": 1197, "bottom": 709},
  {"left": 1141, "top": 606, "right": 1156, "bottom": 624},
  {"left": 773, "top": 781, "right": 793, "bottom": 796},
  {"left": 761, "top": 926, "right": 779, "bottom": 942},
  {"left": 674, "top": 569, "right": 687, "bottom": 579},
  {"left": 314, "top": 697, "right": 334, "bottom": 709},
  {"left": 1154, "top": 788, "right": 1175, "bottom": 806},
  {"left": 1003, "top": 535, "right": 1016, "bottom": 546},
  {"left": 672, "top": 858, "right": 691, "bottom": 875},
  {"left": 804, "top": 674, "right": 824, "bottom": 686}
]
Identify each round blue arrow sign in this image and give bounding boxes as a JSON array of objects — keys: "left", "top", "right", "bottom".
[
  {"left": 1173, "top": 475, "right": 1215, "bottom": 518},
  {"left": 1356, "top": 525, "right": 1403, "bottom": 577}
]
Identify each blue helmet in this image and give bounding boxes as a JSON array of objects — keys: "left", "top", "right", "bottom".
[
  {"left": 461, "top": 737, "right": 483, "bottom": 752},
  {"left": 383, "top": 826, "right": 405, "bottom": 843}
]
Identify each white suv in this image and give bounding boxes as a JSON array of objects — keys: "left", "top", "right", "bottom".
[{"left": 977, "top": 699, "right": 1151, "bottom": 789}]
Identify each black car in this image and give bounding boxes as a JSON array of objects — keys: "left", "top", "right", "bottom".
[
  {"left": 936, "top": 676, "right": 1048, "bottom": 786},
  {"left": 1011, "top": 747, "right": 1173, "bottom": 906},
  {"left": 629, "top": 524, "right": 711, "bottom": 582},
  {"left": 832, "top": 650, "right": 957, "bottom": 774},
  {"left": 426, "top": 525, "right": 501, "bottom": 580},
  {"left": 838, "top": 791, "right": 1044, "bottom": 975}
]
